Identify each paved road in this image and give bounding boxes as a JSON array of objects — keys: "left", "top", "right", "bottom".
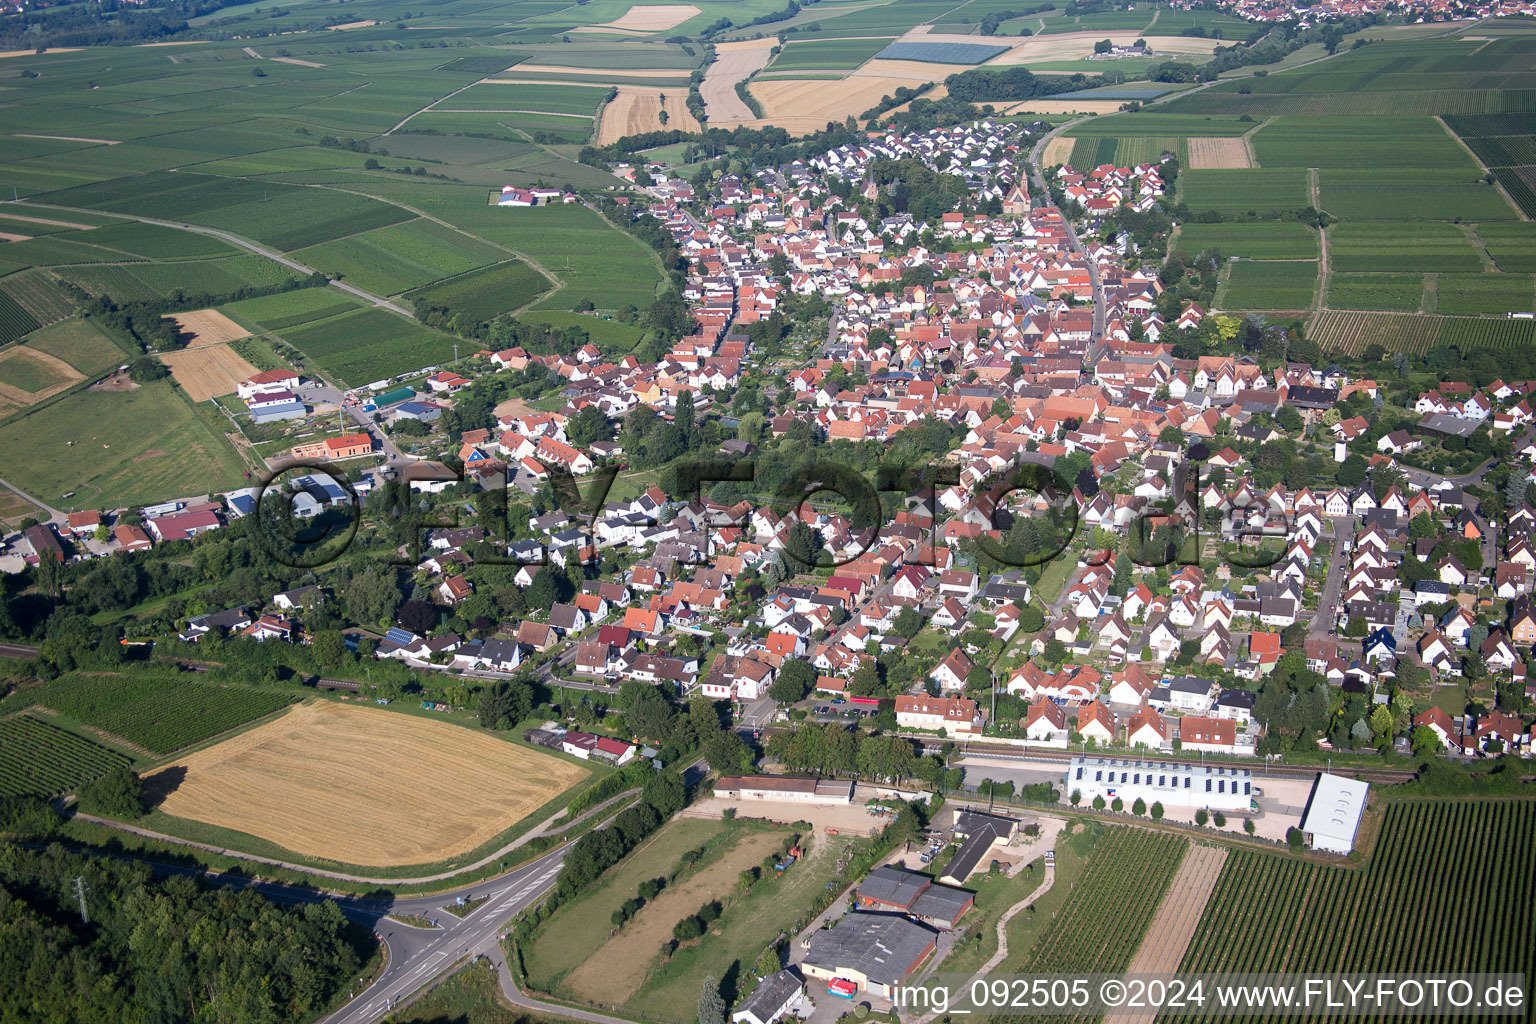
[
  {"left": 1310, "top": 514, "right": 1355, "bottom": 634},
  {"left": 7, "top": 200, "right": 411, "bottom": 317},
  {"left": 1026, "top": 125, "right": 1104, "bottom": 338},
  {"left": 0, "top": 476, "right": 65, "bottom": 525},
  {"left": 323, "top": 847, "right": 570, "bottom": 1024}
]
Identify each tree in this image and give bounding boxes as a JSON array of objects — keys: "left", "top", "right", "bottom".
[
  {"left": 568, "top": 404, "right": 612, "bottom": 447},
  {"left": 892, "top": 605, "right": 924, "bottom": 640},
  {"left": 346, "top": 565, "right": 400, "bottom": 625},
  {"left": 698, "top": 976, "right": 727, "bottom": 1024},
  {"left": 1337, "top": 454, "right": 1367, "bottom": 487},
  {"left": 1150, "top": 801, "right": 1164, "bottom": 822},
  {"left": 1411, "top": 724, "right": 1443, "bottom": 756},
  {"left": 76, "top": 766, "right": 147, "bottom": 819},
  {"left": 769, "top": 659, "right": 816, "bottom": 703},
  {"left": 480, "top": 678, "right": 534, "bottom": 730},
  {"left": 527, "top": 568, "right": 559, "bottom": 611}
]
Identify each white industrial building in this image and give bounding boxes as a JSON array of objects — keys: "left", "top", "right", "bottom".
[
  {"left": 1299, "top": 772, "right": 1369, "bottom": 854},
  {"left": 1064, "top": 756, "right": 1257, "bottom": 811}
]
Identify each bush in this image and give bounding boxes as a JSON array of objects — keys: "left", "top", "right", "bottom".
[{"left": 76, "top": 766, "right": 147, "bottom": 819}]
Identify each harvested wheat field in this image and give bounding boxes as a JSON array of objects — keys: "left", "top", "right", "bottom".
[
  {"left": 1187, "top": 136, "right": 1254, "bottom": 168},
  {"left": 158, "top": 344, "right": 259, "bottom": 402},
  {"left": 749, "top": 75, "right": 922, "bottom": 133},
  {"left": 576, "top": 3, "right": 699, "bottom": 33},
  {"left": 163, "top": 308, "right": 250, "bottom": 348},
  {"left": 702, "top": 39, "right": 776, "bottom": 122},
  {"left": 561, "top": 825, "right": 793, "bottom": 1005},
  {"left": 1002, "top": 97, "right": 1125, "bottom": 114},
  {"left": 986, "top": 30, "right": 1218, "bottom": 64},
  {"left": 597, "top": 86, "right": 700, "bottom": 144},
  {"left": 1041, "top": 135, "right": 1075, "bottom": 166},
  {"left": 153, "top": 701, "right": 589, "bottom": 867}
]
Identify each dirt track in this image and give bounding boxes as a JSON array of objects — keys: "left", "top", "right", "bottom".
[
  {"left": 701, "top": 40, "right": 775, "bottom": 123},
  {"left": 1104, "top": 841, "right": 1227, "bottom": 1023}
]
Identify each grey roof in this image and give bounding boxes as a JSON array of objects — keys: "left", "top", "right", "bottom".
[
  {"left": 802, "top": 913, "right": 937, "bottom": 988},
  {"left": 735, "top": 970, "right": 802, "bottom": 1024},
  {"left": 908, "top": 884, "right": 973, "bottom": 924},
  {"left": 858, "top": 866, "right": 930, "bottom": 909}
]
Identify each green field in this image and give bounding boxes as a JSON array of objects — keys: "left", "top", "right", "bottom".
[
  {"left": 280, "top": 307, "right": 461, "bottom": 385},
  {"left": 1327, "top": 222, "right": 1483, "bottom": 274},
  {"left": 1222, "top": 260, "right": 1318, "bottom": 311},
  {"left": 0, "top": 714, "right": 131, "bottom": 798},
  {"left": 769, "top": 36, "right": 896, "bottom": 70},
  {"left": 439, "top": 83, "right": 611, "bottom": 116},
  {"left": 1177, "top": 801, "right": 1536, "bottom": 1017},
  {"left": 0, "top": 673, "right": 296, "bottom": 757},
  {"left": 1320, "top": 168, "right": 1518, "bottom": 221},
  {"left": 1252, "top": 116, "right": 1484, "bottom": 171},
  {"left": 1181, "top": 169, "right": 1310, "bottom": 216},
  {"left": 0, "top": 378, "right": 247, "bottom": 508},
  {"left": 1174, "top": 222, "right": 1319, "bottom": 260},
  {"left": 1434, "top": 273, "right": 1536, "bottom": 315},
  {"left": 1310, "top": 309, "right": 1536, "bottom": 356},
  {"left": 0, "top": 290, "right": 42, "bottom": 344},
  {"left": 0, "top": 269, "right": 78, "bottom": 324},
  {"left": 527, "top": 814, "right": 862, "bottom": 1024},
  {"left": 1478, "top": 223, "right": 1536, "bottom": 273},
  {"left": 1010, "top": 827, "right": 1187, "bottom": 975},
  {"left": 299, "top": 218, "right": 511, "bottom": 296},
  {"left": 1327, "top": 273, "right": 1426, "bottom": 312},
  {"left": 222, "top": 288, "right": 363, "bottom": 331},
  {"left": 406, "top": 260, "right": 551, "bottom": 321},
  {"left": 23, "top": 317, "right": 130, "bottom": 376}
]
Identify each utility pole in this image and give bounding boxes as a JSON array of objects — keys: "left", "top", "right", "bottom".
[{"left": 72, "top": 877, "right": 89, "bottom": 924}]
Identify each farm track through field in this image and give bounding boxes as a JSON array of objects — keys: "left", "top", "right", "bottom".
[{"left": 6, "top": 200, "right": 411, "bottom": 319}]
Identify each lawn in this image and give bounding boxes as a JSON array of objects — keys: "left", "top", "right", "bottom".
[
  {"left": 279, "top": 307, "right": 461, "bottom": 386},
  {"left": 0, "top": 378, "right": 247, "bottom": 510}
]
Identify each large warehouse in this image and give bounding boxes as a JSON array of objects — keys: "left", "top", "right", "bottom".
[
  {"left": 1065, "top": 756, "right": 1256, "bottom": 811},
  {"left": 1299, "top": 772, "right": 1369, "bottom": 854},
  {"left": 799, "top": 912, "right": 938, "bottom": 997}
]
